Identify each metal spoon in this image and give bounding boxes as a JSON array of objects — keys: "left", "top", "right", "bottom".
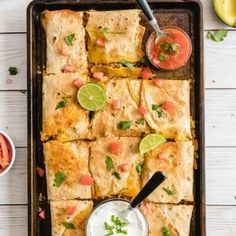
[
  {"left": 136, "top": 0, "right": 168, "bottom": 43},
  {"left": 119, "top": 171, "right": 166, "bottom": 220}
]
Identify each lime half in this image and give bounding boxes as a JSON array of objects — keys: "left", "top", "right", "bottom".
[
  {"left": 139, "top": 134, "right": 166, "bottom": 155},
  {"left": 77, "top": 83, "right": 106, "bottom": 111}
]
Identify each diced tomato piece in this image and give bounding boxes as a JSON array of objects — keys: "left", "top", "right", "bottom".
[
  {"left": 66, "top": 206, "right": 76, "bottom": 215},
  {"left": 163, "top": 101, "right": 174, "bottom": 112},
  {"left": 0, "top": 134, "right": 10, "bottom": 169},
  {"left": 96, "top": 38, "right": 106, "bottom": 47},
  {"left": 110, "top": 142, "right": 121, "bottom": 155},
  {"left": 141, "top": 67, "right": 153, "bottom": 79},
  {"left": 60, "top": 47, "right": 71, "bottom": 56},
  {"left": 92, "top": 72, "right": 104, "bottom": 81},
  {"left": 36, "top": 167, "right": 45, "bottom": 177},
  {"left": 63, "top": 64, "right": 73, "bottom": 73},
  {"left": 73, "top": 78, "right": 84, "bottom": 88},
  {"left": 79, "top": 174, "right": 94, "bottom": 186},
  {"left": 111, "top": 100, "right": 121, "bottom": 110},
  {"left": 119, "top": 163, "right": 129, "bottom": 172},
  {"left": 140, "top": 202, "right": 148, "bottom": 215},
  {"left": 39, "top": 210, "right": 45, "bottom": 220},
  {"left": 158, "top": 152, "right": 168, "bottom": 160},
  {"left": 153, "top": 78, "right": 163, "bottom": 87},
  {"left": 138, "top": 105, "right": 148, "bottom": 115}
]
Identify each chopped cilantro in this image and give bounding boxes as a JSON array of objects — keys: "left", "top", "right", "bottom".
[
  {"left": 136, "top": 163, "right": 143, "bottom": 175},
  {"left": 112, "top": 171, "right": 121, "bottom": 180},
  {"left": 61, "top": 221, "right": 75, "bottom": 229},
  {"left": 104, "top": 215, "right": 127, "bottom": 235},
  {"left": 163, "top": 187, "right": 175, "bottom": 196},
  {"left": 152, "top": 104, "right": 162, "bottom": 118},
  {"left": 136, "top": 118, "right": 145, "bottom": 125},
  {"left": 105, "top": 156, "right": 113, "bottom": 171},
  {"left": 161, "top": 226, "right": 173, "bottom": 236},
  {"left": 64, "top": 33, "right": 75, "bottom": 46},
  {"left": 157, "top": 110, "right": 162, "bottom": 118},
  {"left": 8, "top": 66, "right": 18, "bottom": 75},
  {"left": 55, "top": 96, "right": 70, "bottom": 110},
  {"left": 100, "top": 27, "right": 124, "bottom": 39},
  {"left": 121, "top": 60, "right": 135, "bottom": 70},
  {"left": 161, "top": 42, "right": 179, "bottom": 53},
  {"left": 118, "top": 120, "right": 132, "bottom": 130},
  {"left": 159, "top": 53, "right": 169, "bottom": 62},
  {"left": 207, "top": 29, "right": 228, "bottom": 42},
  {"left": 152, "top": 104, "right": 161, "bottom": 111},
  {"left": 53, "top": 171, "right": 66, "bottom": 187}
]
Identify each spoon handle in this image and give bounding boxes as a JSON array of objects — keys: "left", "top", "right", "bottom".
[
  {"left": 135, "top": 0, "right": 155, "bottom": 22},
  {"left": 130, "top": 171, "right": 166, "bottom": 208}
]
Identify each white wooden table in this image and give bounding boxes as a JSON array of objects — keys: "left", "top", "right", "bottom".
[{"left": 0, "top": 0, "right": 236, "bottom": 235}]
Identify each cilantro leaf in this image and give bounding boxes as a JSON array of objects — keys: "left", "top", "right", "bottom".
[
  {"left": 159, "top": 53, "right": 169, "bottom": 62},
  {"left": 112, "top": 171, "right": 121, "bottom": 180},
  {"left": 161, "top": 226, "right": 173, "bottom": 236},
  {"left": 121, "top": 60, "right": 135, "bottom": 70},
  {"left": 118, "top": 121, "right": 132, "bottom": 130},
  {"left": 64, "top": 33, "right": 75, "bottom": 46},
  {"left": 136, "top": 163, "right": 143, "bottom": 175},
  {"left": 53, "top": 171, "right": 66, "bottom": 187},
  {"left": 105, "top": 156, "right": 113, "bottom": 171},
  {"left": 100, "top": 27, "right": 123, "bottom": 39},
  {"left": 55, "top": 96, "right": 70, "bottom": 110},
  {"left": 162, "top": 187, "right": 175, "bottom": 196},
  {"left": 152, "top": 104, "right": 161, "bottom": 111},
  {"left": 9, "top": 66, "right": 18, "bottom": 75},
  {"left": 161, "top": 42, "right": 178, "bottom": 53},
  {"left": 136, "top": 118, "right": 145, "bottom": 125},
  {"left": 207, "top": 29, "right": 228, "bottom": 42},
  {"left": 61, "top": 221, "right": 75, "bottom": 229}
]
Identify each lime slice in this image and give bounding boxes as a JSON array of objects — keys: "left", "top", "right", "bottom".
[
  {"left": 139, "top": 134, "right": 166, "bottom": 155},
  {"left": 77, "top": 83, "right": 106, "bottom": 111}
]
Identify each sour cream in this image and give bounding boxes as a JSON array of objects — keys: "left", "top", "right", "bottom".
[{"left": 86, "top": 199, "right": 148, "bottom": 236}]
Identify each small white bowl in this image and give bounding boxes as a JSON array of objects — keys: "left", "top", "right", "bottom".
[{"left": 0, "top": 130, "right": 16, "bottom": 177}]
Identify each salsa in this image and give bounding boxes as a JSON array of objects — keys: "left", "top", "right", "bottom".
[
  {"left": 0, "top": 133, "right": 11, "bottom": 171},
  {"left": 146, "top": 27, "right": 192, "bottom": 70}
]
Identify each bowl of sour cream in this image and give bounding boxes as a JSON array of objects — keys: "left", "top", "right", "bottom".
[{"left": 86, "top": 198, "right": 148, "bottom": 236}]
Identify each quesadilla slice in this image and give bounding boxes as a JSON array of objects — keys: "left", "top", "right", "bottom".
[
  {"left": 142, "top": 141, "right": 194, "bottom": 203},
  {"left": 44, "top": 141, "right": 92, "bottom": 200}
]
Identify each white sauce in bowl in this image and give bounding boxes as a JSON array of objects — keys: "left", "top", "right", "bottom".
[{"left": 86, "top": 199, "right": 148, "bottom": 236}]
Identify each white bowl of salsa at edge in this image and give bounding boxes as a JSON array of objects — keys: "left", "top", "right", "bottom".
[{"left": 0, "top": 130, "right": 16, "bottom": 177}]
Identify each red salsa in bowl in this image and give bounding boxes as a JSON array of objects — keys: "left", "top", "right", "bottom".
[{"left": 146, "top": 26, "right": 192, "bottom": 70}]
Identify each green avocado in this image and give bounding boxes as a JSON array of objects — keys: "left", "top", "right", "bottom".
[{"left": 214, "top": 0, "right": 236, "bottom": 27}]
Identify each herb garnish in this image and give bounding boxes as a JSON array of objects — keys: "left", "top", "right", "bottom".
[
  {"left": 8, "top": 66, "right": 18, "bottom": 75},
  {"left": 64, "top": 33, "right": 75, "bottom": 46},
  {"left": 61, "top": 221, "right": 75, "bottom": 229},
  {"left": 136, "top": 118, "right": 145, "bottom": 125},
  {"left": 104, "top": 215, "right": 127, "bottom": 235},
  {"left": 112, "top": 171, "right": 121, "bottom": 180},
  {"left": 161, "top": 226, "right": 173, "bottom": 236},
  {"left": 162, "top": 186, "right": 175, "bottom": 196},
  {"left": 136, "top": 162, "right": 143, "bottom": 175},
  {"left": 159, "top": 53, "right": 169, "bottom": 62},
  {"left": 105, "top": 156, "right": 113, "bottom": 171},
  {"left": 118, "top": 120, "right": 132, "bottom": 130},
  {"left": 55, "top": 96, "right": 71, "bottom": 110},
  {"left": 121, "top": 60, "right": 135, "bottom": 70},
  {"left": 100, "top": 27, "right": 124, "bottom": 39},
  {"left": 161, "top": 42, "right": 179, "bottom": 53},
  {"left": 207, "top": 29, "right": 228, "bottom": 42},
  {"left": 152, "top": 104, "right": 162, "bottom": 118},
  {"left": 53, "top": 171, "right": 66, "bottom": 187}
]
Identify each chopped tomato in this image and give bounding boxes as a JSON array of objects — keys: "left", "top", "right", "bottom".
[
  {"left": 79, "top": 174, "right": 94, "bottom": 186},
  {"left": 0, "top": 134, "right": 10, "bottom": 169},
  {"left": 141, "top": 67, "right": 153, "bottom": 79},
  {"left": 153, "top": 78, "right": 163, "bottom": 87},
  {"left": 96, "top": 38, "right": 106, "bottom": 47},
  {"left": 39, "top": 210, "right": 45, "bottom": 220},
  {"left": 138, "top": 105, "right": 148, "bottom": 115},
  {"left": 63, "top": 64, "right": 73, "bottom": 73},
  {"left": 60, "top": 47, "right": 71, "bottom": 57},
  {"left": 111, "top": 100, "right": 121, "bottom": 110},
  {"left": 140, "top": 202, "right": 148, "bottom": 215},
  {"left": 36, "top": 167, "right": 45, "bottom": 177},
  {"left": 73, "top": 78, "right": 84, "bottom": 88},
  {"left": 163, "top": 101, "right": 174, "bottom": 112},
  {"left": 92, "top": 72, "right": 104, "bottom": 81},
  {"left": 119, "top": 163, "right": 129, "bottom": 172},
  {"left": 110, "top": 142, "right": 121, "bottom": 155},
  {"left": 158, "top": 152, "right": 168, "bottom": 160},
  {"left": 66, "top": 206, "right": 76, "bottom": 215}
]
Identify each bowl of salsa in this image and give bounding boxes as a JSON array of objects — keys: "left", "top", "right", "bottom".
[
  {"left": 146, "top": 26, "right": 192, "bottom": 70},
  {"left": 0, "top": 131, "right": 15, "bottom": 177}
]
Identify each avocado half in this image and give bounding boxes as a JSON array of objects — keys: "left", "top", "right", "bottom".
[{"left": 214, "top": 0, "right": 236, "bottom": 27}]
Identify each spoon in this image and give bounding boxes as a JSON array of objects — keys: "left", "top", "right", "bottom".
[
  {"left": 136, "top": 0, "right": 168, "bottom": 43},
  {"left": 119, "top": 171, "right": 166, "bottom": 220}
]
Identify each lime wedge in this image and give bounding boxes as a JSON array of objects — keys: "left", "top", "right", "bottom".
[
  {"left": 139, "top": 134, "right": 166, "bottom": 155},
  {"left": 77, "top": 83, "right": 106, "bottom": 111}
]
